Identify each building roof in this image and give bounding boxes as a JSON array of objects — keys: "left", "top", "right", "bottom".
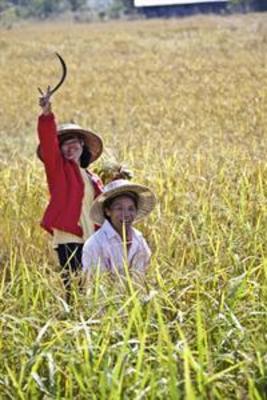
[{"left": 135, "top": 0, "right": 228, "bottom": 6}]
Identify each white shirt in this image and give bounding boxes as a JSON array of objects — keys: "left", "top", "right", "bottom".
[{"left": 82, "top": 220, "right": 151, "bottom": 276}]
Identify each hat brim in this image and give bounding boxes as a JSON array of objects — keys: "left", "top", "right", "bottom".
[
  {"left": 37, "top": 127, "right": 103, "bottom": 164},
  {"left": 58, "top": 127, "right": 103, "bottom": 163},
  {"left": 90, "top": 183, "right": 156, "bottom": 225}
]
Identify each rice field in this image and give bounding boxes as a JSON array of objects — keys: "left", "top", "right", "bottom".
[{"left": 0, "top": 13, "right": 266, "bottom": 399}]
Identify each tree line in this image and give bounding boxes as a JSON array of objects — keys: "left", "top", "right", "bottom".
[
  {"left": 0, "top": 0, "right": 93, "bottom": 17},
  {"left": 231, "top": 0, "right": 267, "bottom": 11},
  {"left": 0, "top": 0, "right": 266, "bottom": 20}
]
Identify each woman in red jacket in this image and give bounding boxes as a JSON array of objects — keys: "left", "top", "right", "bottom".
[{"left": 37, "top": 90, "right": 103, "bottom": 301}]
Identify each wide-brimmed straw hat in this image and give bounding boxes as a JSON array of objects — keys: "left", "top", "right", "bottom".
[
  {"left": 90, "top": 179, "right": 157, "bottom": 225},
  {"left": 37, "top": 123, "right": 103, "bottom": 163}
]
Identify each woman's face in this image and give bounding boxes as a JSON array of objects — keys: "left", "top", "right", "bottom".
[
  {"left": 105, "top": 195, "right": 137, "bottom": 235},
  {"left": 61, "top": 137, "right": 84, "bottom": 163}
]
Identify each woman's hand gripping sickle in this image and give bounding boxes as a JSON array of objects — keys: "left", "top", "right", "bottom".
[{"left": 38, "top": 86, "right": 52, "bottom": 115}]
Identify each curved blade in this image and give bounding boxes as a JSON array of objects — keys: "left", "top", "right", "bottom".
[{"left": 49, "top": 52, "right": 67, "bottom": 96}]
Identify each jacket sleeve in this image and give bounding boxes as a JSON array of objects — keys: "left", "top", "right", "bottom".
[
  {"left": 88, "top": 171, "right": 104, "bottom": 198},
  {"left": 87, "top": 172, "right": 104, "bottom": 231},
  {"left": 37, "top": 113, "right": 61, "bottom": 175}
]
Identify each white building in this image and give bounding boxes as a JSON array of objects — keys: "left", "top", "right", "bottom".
[
  {"left": 134, "top": 0, "right": 228, "bottom": 6},
  {"left": 134, "top": 0, "right": 229, "bottom": 16}
]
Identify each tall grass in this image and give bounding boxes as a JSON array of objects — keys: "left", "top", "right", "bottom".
[{"left": 0, "top": 13, "right": 266, "bottom": 398}]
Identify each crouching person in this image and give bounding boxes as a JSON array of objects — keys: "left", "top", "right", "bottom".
[{"left": 82, "top": 179, "right": 156, "bottom": 284}]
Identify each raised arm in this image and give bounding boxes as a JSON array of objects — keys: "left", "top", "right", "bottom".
[{"left": 37, "top": 88, "right": 62, "bottom": 174}]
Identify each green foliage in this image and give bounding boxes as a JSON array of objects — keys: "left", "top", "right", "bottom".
[
  {"left": 28, "top": 0, "right": 61, "bottom": 17},
  {"left": 0, "top": 0, "right": 135, "bottom": 19},
  {"left": 0, "top": 0, "right": 86, "bottom": 17},
  {"left": 68, "top": 0, "right": 87, "bottom": 12},
  {"left": 0, "top": 0, "right": 9, "bottom": 12},
  {"left": 106, "top": 0, "right": 135, "bottom": 19},
  {"left": 113, "top": 0, "right": 134, "bottom": 13}
]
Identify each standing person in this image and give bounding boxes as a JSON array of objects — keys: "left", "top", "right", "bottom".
[
  {"left": 37, "top": 89, "right": 103, "bottom": 302},
  {"left": 82, "top": 179, "right": 156, "bottom": 282}
]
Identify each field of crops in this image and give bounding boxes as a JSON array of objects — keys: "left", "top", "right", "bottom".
[{"left": 0, "top": 13, "right": 266, "bottom": 399}]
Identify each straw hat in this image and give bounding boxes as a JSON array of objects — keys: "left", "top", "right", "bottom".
[
  {"left": 37, "top": 123, "right": 103, "bottom": 163},
  {"left": 90, "top": 179, "right": 157, "bottom": 225}
]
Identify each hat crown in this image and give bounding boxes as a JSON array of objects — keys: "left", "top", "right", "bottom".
[
  {"left": 103, "top": 179, "right": 132, "bottom": 193},
  {"left": 90, "top": 180, "right": 156, "bottom": 225},
  {"left": 37, "top": 121, "right": 103, "bottom": 164},
  {"left": 58, "top": 123, "right": 83, "bottom": 133}
]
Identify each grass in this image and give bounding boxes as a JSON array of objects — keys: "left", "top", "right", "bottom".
[{"left": 0, "top": 13, "right": 267, "bottom": 399}]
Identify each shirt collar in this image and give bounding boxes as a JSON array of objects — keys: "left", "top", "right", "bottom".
[
  {"left": 102, "top": 220, "right": 142, "bottom": 262},
  {"left": 102, "top": 219, "right": 137, "bottom": 242},
  {"left": 102, "top": 219, "right": 121, "bottom": 240}
]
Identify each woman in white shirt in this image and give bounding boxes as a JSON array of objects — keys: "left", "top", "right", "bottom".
[{"left": 82, "top": 179, "right": 156, "bottom": 279}]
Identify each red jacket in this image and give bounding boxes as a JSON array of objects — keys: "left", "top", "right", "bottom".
[{"left": 37, "top": 113, "right": 103, "bottom": 236}]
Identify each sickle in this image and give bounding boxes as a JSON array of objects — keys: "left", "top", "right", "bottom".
[
  {"left": 38, "top": 52, "right": 67, "bottom": 97},
  {"left": 50, "top": 52, "right": 67, "bottom": 95}
]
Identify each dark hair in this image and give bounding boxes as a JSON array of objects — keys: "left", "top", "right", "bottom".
[{"left": 80, "top": 146, "right": 92, "bottom": 168}]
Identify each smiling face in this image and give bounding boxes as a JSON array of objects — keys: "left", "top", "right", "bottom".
[
  {"left": 60, "top": 136, "right": 84, "bottom": 163},
  {"left": 104, "top": 195, "right": 138, "bottom": 237}
]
